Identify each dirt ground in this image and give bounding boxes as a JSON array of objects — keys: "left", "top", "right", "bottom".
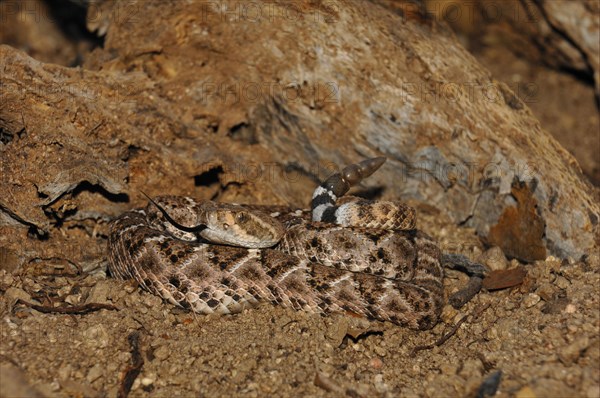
[
  {"left": 1, "top": 207, "right": 598, "bottom": 397},
  {"left": 1, "top": 1, "right": 599, "bottom": 397}
]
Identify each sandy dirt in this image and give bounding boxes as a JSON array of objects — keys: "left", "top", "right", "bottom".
[{"left": 1, "top": 206, "right": 599, "bottom": 397}]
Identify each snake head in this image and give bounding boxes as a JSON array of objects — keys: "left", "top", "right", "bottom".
[{"left": 200, "top": 203, "right": 285, "bottom": 248}]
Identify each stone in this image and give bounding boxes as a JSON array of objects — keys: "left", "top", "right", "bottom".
[
  {"left": 523, "top": 293, "right": 541, "bottom": 308},
  {"left": 4, "top": 287, "right": 31, "bottom": 303},
  {"left": 482, "top": 246, "right": 509, "bottom": 271},
  {"left": 558, "top": 337, "right": 590, "bottom": 365},
  {"left": 86, "top": 364, "right": 103, "bottom": 383}
]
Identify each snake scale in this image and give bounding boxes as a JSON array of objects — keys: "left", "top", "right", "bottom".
[{"left": 108, "top": 157, "right": 444, "bottom": 330}]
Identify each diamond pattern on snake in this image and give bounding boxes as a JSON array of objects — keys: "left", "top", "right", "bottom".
[{"left": 108, "top": 157, "right": 444, "bottom": 330}]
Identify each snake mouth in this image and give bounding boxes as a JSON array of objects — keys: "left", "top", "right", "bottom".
[{"left": 200, "top": 228, "right": 280, "bottom": 249}]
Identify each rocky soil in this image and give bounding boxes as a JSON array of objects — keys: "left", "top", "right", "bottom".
[{"left": 2, "top": 208, "right": 598, "bottom": 397}]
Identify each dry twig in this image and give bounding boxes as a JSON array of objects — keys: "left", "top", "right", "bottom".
[
  {"left": 16, "top": 299, "right": 118, "bottom": 314},
  {"left": 118, "top": 331, "right": 144, "bottom": 398},
  {"left": 410, "top": 303, "right": 491, "bottom": 356}
]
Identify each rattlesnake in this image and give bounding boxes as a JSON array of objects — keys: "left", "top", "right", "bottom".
[{"left": 108, "top": 157, "right": 444, "bottom": 330}]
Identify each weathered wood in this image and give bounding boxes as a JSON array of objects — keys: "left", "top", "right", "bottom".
[
  {"left": 479, "top": 0, "right": 599, "bottom": 95},
  {"left": 1, "top": 0, "right": 597, "bottom": 266}
]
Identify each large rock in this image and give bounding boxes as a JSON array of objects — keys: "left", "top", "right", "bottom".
[
  {"left": 504, "top": 0, "right": 599, "bottom": 95},
  {"left": 0, "top": 0, "right": 597, "bottom": 265}
]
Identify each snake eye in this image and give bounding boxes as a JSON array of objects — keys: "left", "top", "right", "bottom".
[
  {"left": 236, "top": 212, "right": 247, "bottom": 223},
  {"left": 222, "top": 223, "right": 229, "bottom": 230}
]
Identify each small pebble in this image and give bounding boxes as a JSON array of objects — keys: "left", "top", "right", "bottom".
[
  {"left": 584, "top": 253, "right": 599, "bottom": 269},
  {"left": 483, "top": 246, "right": 508, "bottom": 271},
  {"left": 4, "top": 287, "right": 32, "bottom": 303},
  {"left": 486, "top": 327, "right": 499, "bottom": 340},
  {"left": 57, "top": 364, "right": 72, "bottom": 381},
  {"left": 354, "top": 369, "right": 367, "bottom": 381},
  {"left": 523, "top": 293, "right": 541, "bottom": 308},
  {"left": 373, "top": 374, "right": 388, "bottom": 393},
  {"left": 143, "top": 294, "right": 162, "bottom": 308},
  {"left": 141, "top": 376, "right": 155, "bottom": 387},
  {"left": 49, "top": 380, "right": 61, "bottom": 392},
  {"left": 356, "top": 383, "right": 371, "bottom": 396},
  {"left": 559, "top": 337, "right": 590, "bottom": 365},
  {"left": 124, "top": 284, "right": 137, "bottom": 293},
  {"left": 131, "top": 378, "right": 141, "bottom": 391},
  {"left": 154, "top": 345, "right": 171, "bottom": 361},
  {"left": 515, "top": 386, "right": 537, "bottom": 398},
  {"left": 544, "top": 256, "right": 561, "bottom": 273},
  {"left": 373, "top": 345, "right": 387, "bottom": 357},
  {"left": 440, "top": 362, "right": 458, "bottom": 375},
  {"left": 369, "top": 357, "right": 383, "bottom": 370},
  {"left": 564, "top": 304, "right": 577, "bottom": 314},
  {"left": 441, "top": 304, "right": 459, "bottom": 323},
  {"left": 64, "top": 294, "right": 81, "bottom": 305},
  {"left": 86, "top": 364, "right": 103, "bottom": 383},
  {"left": 459, "top": 359, "right": 483, "bottom": 378},
  {"left": 83, "top": 325, "right": 110, "bottom": 348},
  {"left": 536, "top": 282, "right": 555, "bottom": 301},
  {"left": 554, "top": 276, "right": 570, "bottom": 290},
  {"left": 86, "top": 281, "right": 113, "bottom": 304},
  {"left": 0, "top": 271, "right": 15, "bottom": 286}
]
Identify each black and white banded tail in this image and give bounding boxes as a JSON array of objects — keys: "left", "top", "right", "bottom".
[{"left": 311, "top": 157, "right": 416, "bottom": 231}]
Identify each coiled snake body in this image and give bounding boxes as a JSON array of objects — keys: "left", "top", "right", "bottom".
[{"left": 108, "top": 158, "right": 444, "bottom": 330}]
